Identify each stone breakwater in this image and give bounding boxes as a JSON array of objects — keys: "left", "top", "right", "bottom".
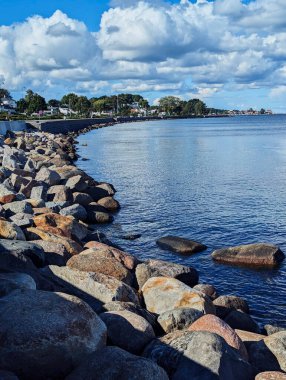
[{"left": 0, "top": 129, "right": 285, "bottom": 380}]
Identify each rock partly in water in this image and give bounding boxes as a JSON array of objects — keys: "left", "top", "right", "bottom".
[
  {"left": 136, "top": 259, "right": 198, "bottom": 289},
  {"left": 213, "top": 295, "right": 250, "bottom": 318},
  {"left": 193, "top": 283, "right": 218, "bottom": 300},
  {"left": 0, "top": 289, "right": 107, "bottom": 380},
  {"left": 156, "top": 235, "right": 207, "bottom": 254},
  {"left": 212, "top": 243, "right": 285, "bottom": 267},
  {"left": 265, "top": 325, "right": 286, "bottom": 336},
  {"left": 143, "top": 330, "right": 254, "bottom": 380},
  {"left": 224, "top": 310, "right": 260, "bottom": 333},
  {"left": 100, "top": 310, "right": 155, "bottom": 354},
  {"left": 66, "top": 346, "right": 168, "bottom": 380},
  {"left": 142, "top": 277, "right": 215, "bottom": 315}
]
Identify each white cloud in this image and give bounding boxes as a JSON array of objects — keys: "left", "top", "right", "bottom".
[{"left": 0, "top": 1, "right": 286, "bottom": 108}]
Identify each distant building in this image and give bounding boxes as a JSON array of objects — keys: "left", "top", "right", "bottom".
[{"left": 0, "top": 95, "right": 17, "bottom": 114}]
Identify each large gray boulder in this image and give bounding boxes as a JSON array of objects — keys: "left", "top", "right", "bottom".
[
  {"left": 41, "top": 265, "right": 139, "bottom": 312},
  {"left": 142, "top": 276, "right": 215, "bottom": 315},
  {"left": 32, "top": 240, "right": 71, "bottom": 266},
  {"left": 213, "top": 295, "right": 250, "bottom": 318},
  {"left": 0, "top": 272, "right": 36, "bottom": 296},
  {"left": 3, "top": 201, "right": 33, "bottom": 216},
  {"left": 156, "top": 236, "right": 207, "bottom": 254},
  {"left": 143, "top": 330, "right": 254, "bottom": 379},
  {"left": 0, "top": 239, "right": 45, "bottom": 268},
  {"left": 212, "top": 243, "right": 285, "bottom": 267},
  {"left": 136, "top": 259, "right": 198, "bottom": 288},
  {"left": 100, "top": 310, "right": 155, "bottom": 354},
  {"left": 158, "top": 308, "right": 203, "bottom": 333},
  {"left": 35, "top": 167, "right": 61, "bottom": 186},
  {"left": 66, "top": 346, "right": 168, "bottom": 380},
  {"left": 60, "top": 204, "right": 87, "bottom": 221},
  {"left": 0, "top": 289, "right": 107, "bottom": 380}
]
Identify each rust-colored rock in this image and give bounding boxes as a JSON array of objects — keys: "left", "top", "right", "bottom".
[
  {"left": 84, "top": 241, "right": 138, "bottom": 270},
  {"left": 0, "top": 220, "right": 26, "bottom": 241},
  {"left": 188, "top": 314, "right": 248, "bottom": 361},
  {"left": 33, "top": 213, "right": 88, "bottom": 241},
  {"left": 26, "top": 227, "right": 82, "bottom": 256}
]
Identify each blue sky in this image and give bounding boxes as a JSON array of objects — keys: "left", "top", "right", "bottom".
[{"left": 0, "top": 0, "right": 285, "bottom": 112}]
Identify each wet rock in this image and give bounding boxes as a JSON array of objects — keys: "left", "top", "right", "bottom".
[
  {"left": 213, "top": 295, "right": 250, "bottom": 318},
  {"left": 143, "top": 330, "right": 253, "bottom": 380},
  {"left": 158, "top": 307, "right": 203, "bottom": 333},
  {"left": 41, "top": 265, "right": 139, "bottom": 312},
  {"left": 193, "top": 283, "right": 218, "bottom": 300},
  {"left": 73, "top": 192, "right": 93, "bottom": 206},
  {"left": 255, "top": 372, "right": 286, "bottom": 380},
  {"left": 67, "top": 248, "right": 134, "bottom": 285},
  {"left": 0, "top": 184, "right": 16, "bottom": 204},
  {"left": 86, "top": 186, "right": 110, "bottom": 201},
  {"left": 65, "top": 346, "right": 168, "bottom": 380},
  {"left": 0, "top": 289, "right": 106, "bottom": 380},
  {"left": 0, "top": 272, "right": 36, "bottom": 296},
  {"left": 35, "top": 166, "right": 61, "bottom": 186},
  {"left": 100, "top": 310, "right": 155, "bottom": 354},
  {"left": 86, "top": 204, "right": 112, "bottom": 223},
  {"left": 212, "top": 243, "right": 285, "bottom": 267},
  {"left": 0, "top": 220, "right": 26, "bottom": 241},
  {"left": 97, "top": 196, "right": 120, "bottom": 211},
  {"left": 32, "top": 240, "right": 71, "bottom": 266},
  {"left": 249, "top": 332, "right": 286, "bottom": 372},
  {"left": 121, "top": 233, "right": 142, "bottom": 240},
  {"left": 142, "top": 277, "right": 215, "bottom": 315},
  {"left": 224, "top": 310, "right": 260, "bottom": 333},
  {"left": 156, "top": 235, "right": 207, "bottom": 254},
  {"left": 60, "top": 204, "right": 87, "bottom": 221},
  {"left": 103, "top": 301, "right": 158, "bottom": 332},
  {"left": 188, "top": 314, "right": 248, "bottom": 361},
  {"left": 26, "top": 228, "right": 82, "bottom": 256},
  {"left": 33, "top": 213, "right": 88, "bottom": 241},
  {"left": 136, "top": 259, "right": 198, "bottom": 289}
]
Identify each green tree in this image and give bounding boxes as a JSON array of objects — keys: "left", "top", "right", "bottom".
[
  {"left": 75, "top": 96, "right": 91, "bottom": 115},
  {"left": 48, "top": 99, "right": 60, "bottom": 107},
  {"left": 60, "top": 93, "right": 79, "bottom": 110},
  {"left": 16, "top": 98, "right": 27, "bottom": 113},
  {"left": 182, "top": 99, "right": 206, "bottom": 115},
  {"left": 0, "top": 88, "right": 11, "bottom": 99},
  {"left": 24, "top": 90, "right": 47, "bottom": 114},
  {"left": 158, "top": 96, "right": 182, "bottom": 115},
  {"left": 260, "top": 108, "right": 265, "bottom": 114}
]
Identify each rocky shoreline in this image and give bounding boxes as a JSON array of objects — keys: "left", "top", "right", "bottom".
[{"left": 0, "top": 126, "right": 285, "bottom": 379}]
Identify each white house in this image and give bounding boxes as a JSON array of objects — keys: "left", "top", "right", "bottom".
[{"left": 0, "top": 96, "right": 17, "bottom": 114}]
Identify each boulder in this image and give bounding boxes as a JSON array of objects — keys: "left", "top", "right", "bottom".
[
  {"left": 0, "top": 289, "right": 107, "bottom": 380},
  {"left": 156, "top": 235, "right": 207, "bottom": 254},
  {"left": 97, "top": 196, "right": 120, "bottom": 211},
  {"left": 35, "top": 167, "right": 61, "bottom": 186},
  {"left": 0, "top": 272, "right": 36, "bottom": 296},
  {"left": 213, "top": 295, "right": 250, "bottom": 318},
  {"left": 47, "top": 185, "right": 72, "bottom": 203},
  {"left": 188, "top": 314, "right": 248, "bottom": 361},
  {"left": 212, "top": 243, "right": 285, "bottom": 267},
  {"left": 0, "top": 239, "right": 45, "bottom": 268},
  {"left": 103, "top": 301, "right": 158, "bottom": 332},
  {"left": 25, "top": 228, "right": 82, "bottom": 256},
  {"left": 3, "top": 201, "right": 33, "bottom": 216},
  {"left": 41, "top": 265, "right": 139, "bottom": 312},
  {"left": 255, "top": 372, "right": 286, "bottom": 380},
  {"left": 265, "top": 325, "right": 286, "bottom": 336},
  {"left": 86, "top": 186, "right": 109, "bottom": 201},
  {"left": 96, "top": 182, "right": 116, "bottom": 195},
  {"left": 224, "top": 310, "right": 260, "bottom": 333},
  {"left": 236, "top": 329, "right": 266, "bottom": 349},
  {"left": 65, "top": 346, "right": 168, "bottom": 380},
  {"left": 136, "top": 259, "right": 198, "bottom": 289},
  {"left": 158, "top": 308, "right": 203, "bottom": 333},
  {"left": 0, "top": 370, "right": 19, "bottom": 380},
  {"left": 86, "top": 209, "right": 112, "bottom": 224},
  {"left": 65, "top": 175, "right": 88, "bottom": 192},
  {"left": 29, "top": 185, "right": 48, "bottom": 201},
  {"left": 249, "top": 332, "right": 286, "bottom": 372},
  {"left": 142, "top": 277, "right": 215, "bottom": 315},
  {"left": 100, "top": 310, "right": 155, "bottom": 354},
  {"left": 0, "top": 184, "right": 16, "bottom": 204},
  {"left": 143, "top": 330, "right": 254, "bottom": 380},
  {"left": 9, "top": 213, "right": 33, "bottom": 228},
  {"left": 193, "top": 283, "right": 218, "bottom": 300},
  {"left": 60, "top": 204, "right": 87, "bottom": 221},
  {"left": 33, "top": 213, "right": 88, "bottom": 241},
  {"left": 67, "top": 248, "right": 134, "bottom": 285},
  {"left": 0, "top": 220, "right": 26, "bottom": 241},
  {"left": 73, "top": 192, "right": 93, "bottom": 206},
  {"left": 32, "top": 240, "right": 71, "bottom": 266}
]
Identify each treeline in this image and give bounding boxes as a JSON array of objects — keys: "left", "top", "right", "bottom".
[{"left": 0, "top": 88, "right": 226, "bottom": 117}]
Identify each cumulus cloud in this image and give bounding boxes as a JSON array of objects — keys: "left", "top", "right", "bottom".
[{"left": 0, "top": 0, "right": 286, "bottom": 108}]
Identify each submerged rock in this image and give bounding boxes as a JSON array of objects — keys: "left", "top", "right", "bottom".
[
  {"left": 212, "top": 243, "right": 285, "bottom": 267},
  {"left": 156, "top": 235, "right": 207, "bottom": 254}
]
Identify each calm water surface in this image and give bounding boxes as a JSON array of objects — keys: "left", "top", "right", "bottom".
[{"left": 77, "top": 115, "right": 286, "bottom": 327}]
